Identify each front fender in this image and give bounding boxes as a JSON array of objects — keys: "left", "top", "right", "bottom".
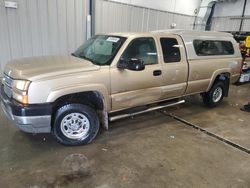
[{"left": 46, "top": 84, "right": 111, "bottom": 111}]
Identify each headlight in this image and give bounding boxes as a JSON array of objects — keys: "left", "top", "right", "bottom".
[
  {"left": 13, "top": 80, "right": 31, "bottom": 91},
  {"left": 12, "top": 80, "right": 31, "bottom": 104}
]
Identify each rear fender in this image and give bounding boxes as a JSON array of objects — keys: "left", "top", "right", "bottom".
[{"left": 207, "top": 70, "right": 231, "bottom": 97}]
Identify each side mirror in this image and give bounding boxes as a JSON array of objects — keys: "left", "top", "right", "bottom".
[{"left": 117, "top": 58, "right": 145, "bottom": 71}]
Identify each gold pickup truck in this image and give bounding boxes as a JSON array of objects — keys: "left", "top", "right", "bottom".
[{"left": 0, "top": 30, "right": 242, "bottom": 145}]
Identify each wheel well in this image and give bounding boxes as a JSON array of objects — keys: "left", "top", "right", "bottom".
[
  {"left": 50, "top": 91, "right": 108, "bottom": 130},
  {"left": 52, "top": 91, "right": 104, "bottom": 111},
  {"left": 213, "top": 73, "right": 230, "bottom": 97}
]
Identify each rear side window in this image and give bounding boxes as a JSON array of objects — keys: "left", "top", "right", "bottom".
[
  {"left": 193, "top": 40, "right": 234, "bottom": 56},
  {"left": 160, "top": 38, "right": 181, "bottom": 63}
]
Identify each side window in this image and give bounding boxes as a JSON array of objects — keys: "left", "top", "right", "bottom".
[
  {"left": 160, "top": 38, "right": 181, "bottom": 63},
  {"left": 193, "top": 40, "right": 234, "bottom": 56},
  {"left": 121, "top": 37, "right": 158, "bottom": 65}
]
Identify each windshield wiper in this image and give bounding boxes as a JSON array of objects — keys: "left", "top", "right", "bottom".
[
  {"left": 78, "top": 55, "right": 98, "bottom": 65},
  {"left": 72, "top": 53, "right": 99, "bottom": 65},
  {"left": 71, "top": 53, "right": 78, "bottom": 57}
]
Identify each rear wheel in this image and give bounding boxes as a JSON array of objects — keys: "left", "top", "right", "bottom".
[
  {"left": 52, "top": 104, "right": 99, "bottom": 146},
  {"left": 202, "top": 81, "right": 225, "bottom": 107}
]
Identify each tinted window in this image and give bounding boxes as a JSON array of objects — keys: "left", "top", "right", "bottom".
[
  {"left": 160, "top": 38, "right": 181, "bottom": 63},
  {"left": 121, "top": 37, "right": 158, "bottom": 65},
  {"left": 193, "top": 40, "right": 234, "bottom": 56}
]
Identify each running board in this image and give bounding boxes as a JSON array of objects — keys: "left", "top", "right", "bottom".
[{"left": 109, "top": 100, "right": 185, "bottom": 122}]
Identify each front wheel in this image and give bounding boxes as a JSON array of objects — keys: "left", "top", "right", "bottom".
[
  {"left": 202, "top": 81, "right": 225, "bottom": 107},
  {"left": 52, "top": 104, "right": 100, "bottom": 146}
]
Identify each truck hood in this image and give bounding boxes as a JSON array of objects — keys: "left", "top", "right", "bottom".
[{"left": 4, "top": 55, "right": 100, "bottom": 81}]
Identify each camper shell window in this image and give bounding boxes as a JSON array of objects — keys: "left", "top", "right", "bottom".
[{"left": 193, "top": 40, "right": 234, "bottom": 56}]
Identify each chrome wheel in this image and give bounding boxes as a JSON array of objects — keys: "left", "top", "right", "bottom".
[
  {"left": 212, "top": 87, "right": 223, "bottom": 103},
  {"left": 60, "top": 113, "right": 90, "bottom": 140}
]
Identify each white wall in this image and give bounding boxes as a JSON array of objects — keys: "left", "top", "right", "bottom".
[
  {"left": 95, "top": 0, "right": 196, "bottom": 33},
  {"left": 108, "top": 0, "right": 201, "bottom": 16},
  {"left": 211, "top": 0, "right": 250, "bottom": 31},
  {"left": 0, "top": 0, "right": 89, "bottom": 75},
  {"left": 213, "top": 0, "right": 250, "bottom": 17}
]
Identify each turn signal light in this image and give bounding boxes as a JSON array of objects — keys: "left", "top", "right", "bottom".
[
  {"left": 22, "top": 95, "right": 29, "bottom": 105},
  {"left": 15, "top": 94, "right": 29, "bottom": 105}
]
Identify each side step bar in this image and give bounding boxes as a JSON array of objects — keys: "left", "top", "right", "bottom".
[{"left": 109, "top": 100, "right": 185, "bottom": 122}]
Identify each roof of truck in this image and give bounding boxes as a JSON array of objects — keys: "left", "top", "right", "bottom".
[
  {"left": 99, "top": 30, "right": 239, "bottom": 60},
  {"left": 151, "top": 29, "right": 233, "bottom": 37},
  {"left": 102, "top": 30, "right": 233, "bottom": 38}
]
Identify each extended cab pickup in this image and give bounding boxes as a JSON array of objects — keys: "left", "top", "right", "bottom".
[{"left": 0, "top": 30, "right": 242, "bottom": 145}]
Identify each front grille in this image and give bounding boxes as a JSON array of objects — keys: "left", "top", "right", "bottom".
[
  {"left": 3, "top": 74, "right": 13, "bottom": 98},
  {"left": 4, "top": 74, "right": 13, "bottom": 87}
]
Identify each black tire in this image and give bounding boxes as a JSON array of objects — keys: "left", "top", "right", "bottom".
[
  {"left": 202, "top": 81, "right": 225, "bottom": 108},
  {"left": 52, "top": 104, "right": 99, "bottom": 146}
]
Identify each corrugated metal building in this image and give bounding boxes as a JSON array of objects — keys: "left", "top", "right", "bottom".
[
  {"left": 1, "top": 0, "right": 249, "bottom": 76},
  {"left": 94, "top": 0, "right": 196, "bottom": 33},
  {"left": 0, "top": 0, "right": 89, "bottom": 75},
  {"left": 211, "top": 0, "right": 250, "bottom": 31},
  {"left": 0, "top": 0, "right": 198, "bottom": 75}
]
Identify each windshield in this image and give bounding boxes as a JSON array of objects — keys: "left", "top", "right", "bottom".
[{"left": 73, "top": 35, "right": 126, "bottom": 65}]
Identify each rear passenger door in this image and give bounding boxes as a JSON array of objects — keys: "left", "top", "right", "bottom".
[{"left": 157, "top": 35, "right": 189, "bottom": 99}]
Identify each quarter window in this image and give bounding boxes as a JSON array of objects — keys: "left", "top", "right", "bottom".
[
  {"left": 160, "top": 38, "right": 181, "bottom": 63},
  {"left": 121, "top": 37, "right": 158, "bottom": 65},
  {"left": 193, "top": 40, "right": 234, "bottom": 56}
]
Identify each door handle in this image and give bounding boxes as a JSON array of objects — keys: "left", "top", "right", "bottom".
[{"left": 153, "top": 70, "right": 162, "bottom": 76}]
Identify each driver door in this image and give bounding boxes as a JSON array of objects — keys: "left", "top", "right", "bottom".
[{"left": 110, "top": 37, "right": 163, "bottom": 111}]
